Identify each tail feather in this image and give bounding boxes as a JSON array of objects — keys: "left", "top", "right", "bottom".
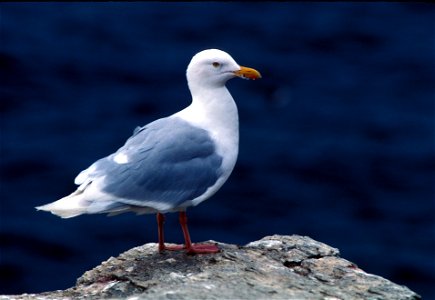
[
  {"left": 36, "top": 189, "right": 131, "bottom": 218},
  {"left": 36, "top": 190, "right": 88, "bottom": 219}
]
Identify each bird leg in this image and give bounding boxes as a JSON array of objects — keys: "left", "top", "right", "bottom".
[
  {"left": 178, "top": 211, "right": 220, "bottom": 254},
  {"left": 156, "top": 211, "right": 219, "bottom": 254},
  {"left": 156, "top": 212, "right": 184, "bottom": 252}
]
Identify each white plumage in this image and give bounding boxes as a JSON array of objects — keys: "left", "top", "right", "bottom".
[{"left": 36, "top": 49, "right": 261, "bottom": 253}]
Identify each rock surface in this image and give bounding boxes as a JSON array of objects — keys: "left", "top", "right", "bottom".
[{"left": 1, "top": 235, "right": 420, "bottom": 300}]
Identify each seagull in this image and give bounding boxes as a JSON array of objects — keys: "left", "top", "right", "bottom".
[{"left": 36, "top": 49, "right": 261, "bottom": 254}]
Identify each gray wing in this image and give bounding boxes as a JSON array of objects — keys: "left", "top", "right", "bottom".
[{"left": 75, "top": 117, "right": 223, "bottom": 210}]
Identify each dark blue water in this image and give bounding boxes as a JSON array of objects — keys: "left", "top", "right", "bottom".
[{"left": 1, "top": 3, "right": 434, "bottom": 298}]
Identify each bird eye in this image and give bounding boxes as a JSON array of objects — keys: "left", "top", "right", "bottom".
[{"left": 212, "top": 62, "right": 220, "bottom": 68}]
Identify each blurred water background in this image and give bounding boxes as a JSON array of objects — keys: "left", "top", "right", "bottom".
[{"left": 0, "top": 3, "right": 434, "bottom": 298}]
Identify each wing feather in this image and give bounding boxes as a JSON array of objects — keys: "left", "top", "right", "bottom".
[{"left": 75, "top": 117, "right": 223, "bottom": 210}]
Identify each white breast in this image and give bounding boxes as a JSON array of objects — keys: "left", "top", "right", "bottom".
[{"left": 173, "top": 85, "right": 239, "bottom": 207}]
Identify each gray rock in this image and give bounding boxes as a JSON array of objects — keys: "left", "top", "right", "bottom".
[{"left": 1, "top": 235, "right": 420, "bottom": 300}]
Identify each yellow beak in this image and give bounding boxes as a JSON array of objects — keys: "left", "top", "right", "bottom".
[{"left": 233, "top": 66, "right": 262, "bottom": 80}]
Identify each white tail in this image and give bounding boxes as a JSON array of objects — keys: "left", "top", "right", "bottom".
[{"left": 35, "top": 190, "right": 88, "bottom": 218}]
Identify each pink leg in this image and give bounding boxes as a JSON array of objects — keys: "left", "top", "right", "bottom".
[
  {"left": 156, "top": 212, "right": 184, "bottom": 252},
  {"left": 178, "top": 211, "right": 220, "bottom": 254},
  {"left": 157, "top": 212, "right": 166, "bottom": 252},
  {"left": 156, "top": 211, "right": 219, "bottom": 254}
]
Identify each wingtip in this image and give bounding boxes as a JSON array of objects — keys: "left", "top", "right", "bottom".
[
  {"left": 34, "top": 198, "right": 86, "bottom": 219},
  {"left": 35, "top": 204, "right": 47, "bottom": 211}
]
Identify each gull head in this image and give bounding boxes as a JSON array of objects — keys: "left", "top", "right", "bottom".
[{"left": 186, "top": 49, "right": 261, "bottom": 90}]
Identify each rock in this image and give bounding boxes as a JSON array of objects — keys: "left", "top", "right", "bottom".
[{"left": 0, "top": 235, "right": 420, "bottom": 300}]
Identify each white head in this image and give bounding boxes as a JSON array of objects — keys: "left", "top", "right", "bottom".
[{"left": 186, "top": 49, "right": 261, "bottom": 92}]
